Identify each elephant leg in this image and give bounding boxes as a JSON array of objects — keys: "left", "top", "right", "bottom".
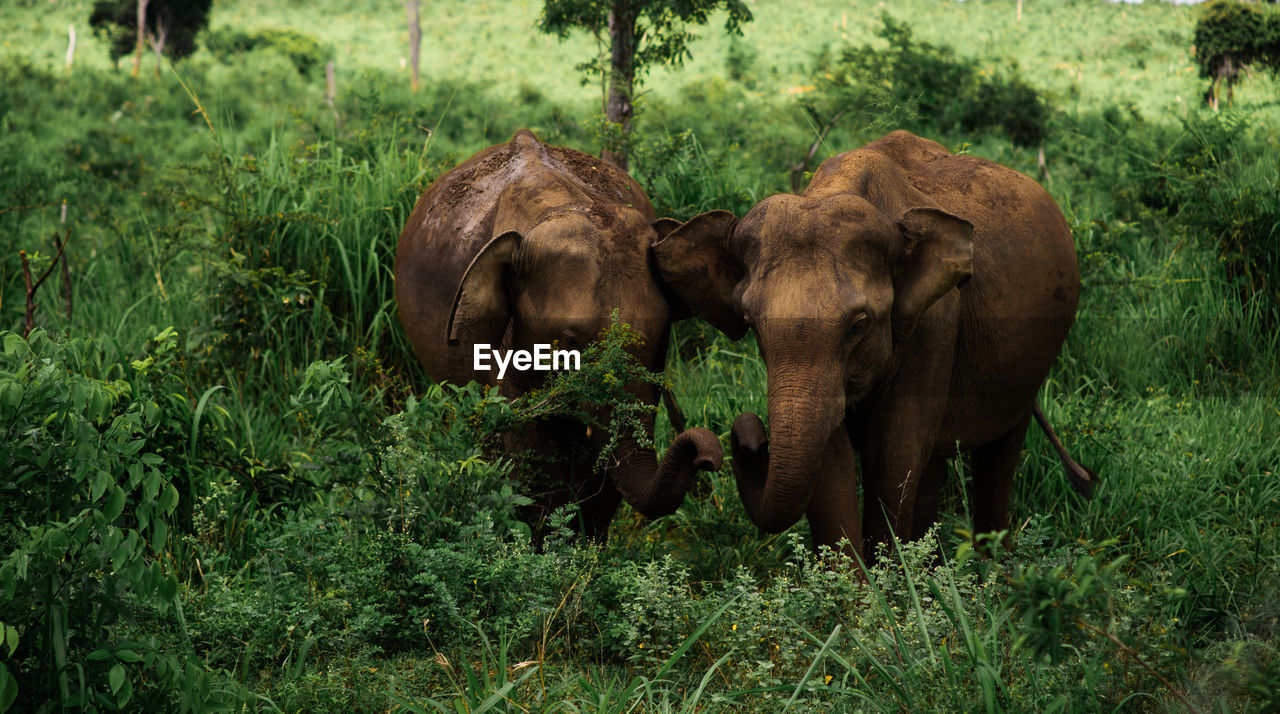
[
  {"left": 577, "top": 475, "right": 623, "bottom": 543},
  {"left": 859, "top": 436, "right": 934, "bottom": 560},
  {"left": 805, "top": 426, "right": 862, "bottom": 557},
  {"left": 910, "top": 455, "right": 949, "bottom": 541},
  {"left": 969, "top": 412, "right": 1032, "bottom": 537}
]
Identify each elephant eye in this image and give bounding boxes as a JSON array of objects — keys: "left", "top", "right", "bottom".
[
  {"left": 844, "top": 313, "right": 870, "bottom": 343},
  {"left": 557, "top": 330, "right": 584, "bottom": 349}
]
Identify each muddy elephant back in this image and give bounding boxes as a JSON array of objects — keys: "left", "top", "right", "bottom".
[
  {"left": 542, "top": 145, "right": 656, "bottom": 220},
  {"left": 395, "top": 143, "right": 519, "bottom": 383}
]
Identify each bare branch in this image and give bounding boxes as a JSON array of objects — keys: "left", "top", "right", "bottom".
[{"left": 790, "top": 109, "right": 845, "bottom": 193}]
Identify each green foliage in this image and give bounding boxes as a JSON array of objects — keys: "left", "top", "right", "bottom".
[
  {"left": 631, "top": 129, "right": 759, "bottom": 218},
  {"left": 190, "top": 130, "right": 432, "bottom": 391},
  {"left": 1086, "top": 108, "right": 1280, "bottom": 320},
  {"left": 805, "top": 14, "right": 1051, "bottom": 148},
  {"left": 537, "top": 0, "right": 754, "bottom": 78},
  {"left": 368, "top": 380, "right": 529, "bottom": 543},
  {"left": 1193, "top": 0, "right": 1280, "bottom": 80},
  {"left": 88, "top": 0, "right": 213, "bottom": 63},
  {"left": 536, "top": 0, "right": 755, "bottom": 152},
  {"left": 204, "top": 27, "right": 332, "bottom": 77},
  {"left": 3, "top": 1, "right": 1280, "bottom": 710},
  {"left": 1218, "top": 642, "right": 1280, "bottom": 711},
  {"left": 0, "top": 329, "right": 243, "bottom": 712}
]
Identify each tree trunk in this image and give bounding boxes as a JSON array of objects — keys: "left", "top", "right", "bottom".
[
  {"left": 66, "top": 23, "right": 76, "bottom": 68},
  {"left": 131, "top": 0, "right": 149, "bottom": 77},
  {"left": 602, "top": 0, "right": 637, "bottom": 170},
  {"left": 790, "top": 110, "right": 845, "bottom": 193},
  {"left": 405, "top": 0, "right": 421, "bottom": 92},
  {"left": 149, "top": 18, "right": 167, "bottom": 78}
]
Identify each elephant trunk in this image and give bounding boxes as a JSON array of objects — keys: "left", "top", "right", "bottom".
[
  {"left": 732, "top": 358, "right": 844, "bottom": 533},
  {"left": 608, "top": 405, "right": 723, "bottom": 520}
]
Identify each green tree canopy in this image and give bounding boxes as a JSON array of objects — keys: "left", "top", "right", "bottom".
[
  {"left": 538, "top": 0, "right": 753, "bottom": 168},
  {"left": 89, "top": 0, "right": 212, "bottom": 64},
  {"left": 1193, "top": 0, "right": 1280, "bottom": 106}
]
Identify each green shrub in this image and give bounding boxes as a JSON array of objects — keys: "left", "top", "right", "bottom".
[
  {"left": 1193, "top": 0, "right": 1280, "bottom": 96},
  {"left": 190, "top": 132, "right": 430, "bottom": 388},
  {"left": 804, "top": 14, "right": 1051, "bottom": 148},
  {"left": 631, "top": 129, "right": 760, "bottom": 218},
  {"left": 0, "top": 329, "right": 242, "bottom": 711},
  {"left": 1103, "top": 110, "right": 1280, "bottom": 319},
  {"left": 89, "top": 0, "right": 212, "bottom": 64},
  {"left": 204, "top": 27, "right": 332, "bottom": 77}
]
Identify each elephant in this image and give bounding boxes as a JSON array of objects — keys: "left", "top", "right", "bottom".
[
  {"left": 394, "top": 129, "right": 724, "bottom": 541},
  {"left": 652, "top": 130, "right": 1097, "bottom": 557}
]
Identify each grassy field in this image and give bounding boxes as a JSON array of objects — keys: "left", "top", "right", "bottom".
[{"left": 2, "top": 0, "right": 1280, "bottom": 711}]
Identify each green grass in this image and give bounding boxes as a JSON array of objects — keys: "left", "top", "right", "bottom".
[{"left": 3, "top": 0, "right": 1280, "bottom": 711}]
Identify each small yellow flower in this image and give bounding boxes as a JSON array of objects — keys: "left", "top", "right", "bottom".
[{"left": 731, "top": 623, "right": 737, "bottom": 631}]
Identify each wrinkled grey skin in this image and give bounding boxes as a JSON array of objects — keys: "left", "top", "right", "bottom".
[
  {"left": 654, "top": 130, "right": 1093, "bottom": 557},
  {"left": 395, "top": 129, "right": 722, "bottom": 541}
]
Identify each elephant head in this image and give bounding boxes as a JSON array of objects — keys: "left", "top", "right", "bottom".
[
  {"left": 652, "top": 196, "right": 973, "bottom": 534},
  {"left": 447, "top": 205, "right": 722, "bottom": 527}
]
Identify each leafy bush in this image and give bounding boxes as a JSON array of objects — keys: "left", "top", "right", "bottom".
[
  {"left": 1095, "top": 109, "right": 1280, "bottom": 319},
  {"left": 204, "top": 27, "right": 332, "bottom": 77},
  {"left": 1193, "top": 0, "right": 1280, "bottom": 98},
  {"left": 0, "top": 329, "right": 241, "bottom": 712},
  {"left": 631, "top": 129, "right": 760, "bottom": 218},
  {"left": 805, "top": 14, "right": 1051, "bottom": 148},
  {"left": 189, "top": 132, "right": 430, "bottom": 385},
  {"left": 89, "top": 0, "right": 213, "bottom": 64}
]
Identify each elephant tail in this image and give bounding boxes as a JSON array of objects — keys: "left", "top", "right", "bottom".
[{"left": 1032, "top": 402, "right": 1100, "bottom": 499}]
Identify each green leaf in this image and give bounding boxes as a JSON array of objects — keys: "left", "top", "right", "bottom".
[
  {"left": 0, "top": 382, "right": 22, "bottom": 411},
  {"left": 127, "top": 462, "right": 144, "bottom": 489},
  {"left": 109, "top": 663, "right": 125, "bottom": 695},
  {"left": 112, "top": 544, "right": 130, "bottom": 573},
  {"left": 87, "top": 648, "right": 112, "bottom": 662},
  {"left": 152, "top": 520, "right": 168, "bottom": 551},
  {"left": 0, "top": 661, "right": 17, "bottom": 714},
  {"left": 2, "top": 332, "right": 25, "bottom": 356},
  {"left": 2, "top": 625, "right": 16, "bottom": 658},
  {"left": 158, "top": 483, "right": 179, "bottom": 514},
  {"left": 191, "top": 385, "right": 226, "bottom": 457},
  {"left": 115, "top": 677, "right": 132, "bottom": 709},
  {"left": 158, "top": 575, "right": 178, "bottom": 604},
  {"left": 91, "top": 469, "right": 112, "bottom": 502},
  {"left": 103, "top": 486, "right": 126, "bottom": 521},
  {"left": 144, "top": 469, "right": 162, "bottom": 501},
  {"left": 115, "top": 649, "right": 143, "bottom": 663}
]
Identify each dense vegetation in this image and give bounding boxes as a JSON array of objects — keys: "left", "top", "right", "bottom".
[
  {"left": 1193, "top": 0, "right": 1280, "bottom": 107},
  {"left": 2, "top": 0, "right": 1279, "bottom": 711}
]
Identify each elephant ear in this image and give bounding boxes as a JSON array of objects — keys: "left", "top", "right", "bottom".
[
  {"left": 652, "top": 217, "right": 682, "bottom": 242},
  {"left": 892, "top": 207, "right": 974, "bottom": 337},
  {"left": 447, "top": 231, "right": 523, "bottom": 346},
  {"left": 650, "top": 210, "right": 748, "bottom": 339}
]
